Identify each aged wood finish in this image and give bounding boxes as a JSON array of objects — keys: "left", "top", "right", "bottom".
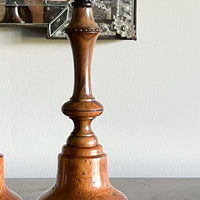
[
  {"left": 0, "top": 154, "right": 22, "bottom": 200},
  {"left": 38, "top": 0, "right": 127, "bottom": 199}
]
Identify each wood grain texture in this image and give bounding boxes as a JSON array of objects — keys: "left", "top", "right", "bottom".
[
  {"left": 0, "top": 154, "right": 22, "bottom": 200},
  {"left": 38, "top": 1, "right": 127, "bottom": 200}
]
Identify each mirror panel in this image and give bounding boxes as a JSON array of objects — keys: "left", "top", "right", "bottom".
[{"left": 0, "top": 0, "right": 136, "bottom": 39}]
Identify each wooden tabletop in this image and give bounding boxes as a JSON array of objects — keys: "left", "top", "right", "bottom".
[{"left": 5, "top": 178, "right": 200, "bottom": 200}]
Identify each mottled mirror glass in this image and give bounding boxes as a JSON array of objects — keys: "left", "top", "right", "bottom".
[{"left": 0, "top": 0, "right": 136, "bottom": 39}]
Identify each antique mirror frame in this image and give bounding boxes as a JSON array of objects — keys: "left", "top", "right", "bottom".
[{"left": 0, "top": 0, "right": 136, "bottom": 39}]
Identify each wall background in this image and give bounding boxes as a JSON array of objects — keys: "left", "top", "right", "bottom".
[{"left": 0, "top": 0, "right": 200, "bottom": 178}]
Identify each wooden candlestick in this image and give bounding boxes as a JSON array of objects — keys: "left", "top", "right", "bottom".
[
  {"left": 1, "top": 3, "right": 25, "bottom": 23},
  {"left": 38, "top": 0, "right": 127, "bottom": 199},
  {"left": 0, "top": 154, "right": 22, "bottom": 200}
]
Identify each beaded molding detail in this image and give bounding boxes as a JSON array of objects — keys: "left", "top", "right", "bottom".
[{"left": 66, "top": 27, "right": 102, "bottom": 33}]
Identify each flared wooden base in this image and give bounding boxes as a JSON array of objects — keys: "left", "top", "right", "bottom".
[
  {"left": 0, "top": 154, "right": 22, "bottom": 200},
  {"left": 0, "top": 187, "right": 22, "bottom": 200},
  {"left": 38, "top": 145, "right": 127, "bottom": 200}
]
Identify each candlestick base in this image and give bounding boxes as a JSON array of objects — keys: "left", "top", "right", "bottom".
[
  {"left": 38, "top": 145, "right": 128, "bottom": 200},
  {"left": 0, "top": 154, "right": 22, "bottom": 200}
]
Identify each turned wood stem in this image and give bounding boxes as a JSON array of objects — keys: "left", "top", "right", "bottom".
[
  {"left": 68, "top": 7, "right": 100, "bottom": 100},
  {"left": 62, "top": 5, "right": 103, "bottom": 148}
]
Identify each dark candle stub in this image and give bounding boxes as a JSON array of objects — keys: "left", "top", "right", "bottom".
[{"left": 73, "top": 0, "right": 92, "bottom": 8}]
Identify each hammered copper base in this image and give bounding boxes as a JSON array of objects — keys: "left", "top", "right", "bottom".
[{"left": 38, "top": 145, "right": 127, "bottom": 200}]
